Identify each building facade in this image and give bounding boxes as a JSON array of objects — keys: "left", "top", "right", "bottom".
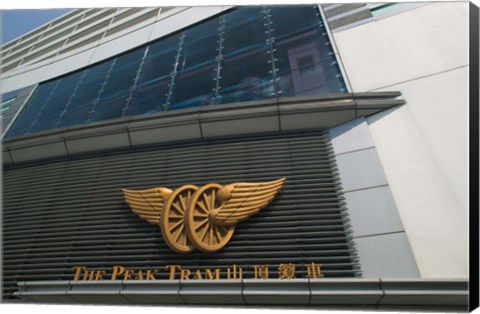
[{"left": 0, "top": 2, "right": 473, "bottom": 310}]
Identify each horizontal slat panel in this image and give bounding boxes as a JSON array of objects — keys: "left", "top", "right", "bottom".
[{"left": 2, "top": 131, "right": 359, "bottom": 300}]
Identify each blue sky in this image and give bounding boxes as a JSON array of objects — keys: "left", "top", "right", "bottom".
[{"left": 1, "top": 9, "right": 71, "bottom": 44}]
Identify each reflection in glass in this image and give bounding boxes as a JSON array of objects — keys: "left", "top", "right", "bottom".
[
  {"left": 218, "top": 8, "right": 274, "bottom": 104},
  {"left": 127, "top": 34, "right": 181, "bottom": 116},
  {"left": 56, "top": 61, "right": 114, "bottom": 128},
  {"left": 167, "top": 18, "right": 220, "bottom": 110},
  {"left": 88, "top": 48, "right": 145, "bottom": 122},
  {"left": 7, "top": 6, "right": 347, "bottom": 139},
  {"left": 7, "top": 80, "right": 58, "bottom": 137}
]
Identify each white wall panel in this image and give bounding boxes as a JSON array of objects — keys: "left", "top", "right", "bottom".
[
  {"left": 40, "top": 48, "right": 96, "bottom": 81},
  {"left": 1, "top": 65, "right": 48, "bottom": 94},
  {"left": 149, "top": 6, "right": 226, "bottom": 42},
  {"left": 345, "top": 186, "right": 404, "bottom": 238},
  {"left": 329, "top": 117, "right": 375, "bottom": 155},
  {"left": 331, "top": 2, "right": 469, "bottom": 279},
  {"left": 334, "top": 2, "right": 469, "bottom": 92},
  {"left": 355, "top": 233, "right": 420, "bottom": 278},
  {"left": 88, "top": 25, "right": 154, "bottom": 65},
  {"left": 335, "top": 148, "right": 388, "bottom": 192},
  {"left": 366, "top": 67, "right": 469, "bottom": 278}
]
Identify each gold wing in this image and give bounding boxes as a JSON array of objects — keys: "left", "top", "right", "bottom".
[
  {"left": 122, "top": 187, "right": 172, "bottom": 225},
  {"left": 211, "top": 178, "right": 285, "bottom": 227}
]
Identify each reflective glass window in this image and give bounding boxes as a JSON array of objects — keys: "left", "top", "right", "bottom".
[
  {"left": 7, "top": 6, "right": 347, "bottom": 139},
  {"left": 271, "top": 6, "right": 347, "bottom": 97},
  {"left": 27, "top": 72, "right": 84, "bottom": 133},
  {"left": 8, "top": 80, "right": 59, "bottom": 137},
  {"left": 127, "top": 34, "right": 181, "bottom": 116},
  {"left": 88, "top": 48, "right": 145, "bottom": 122},
  {"left": 56, "top": 60, "right": 114, "bottom": 128},
  {"left": 167, "top": 17, "right": 220, "bottom": 110},
  {"left": 218, "top": 8, "right": 274, "bottom": 104}
]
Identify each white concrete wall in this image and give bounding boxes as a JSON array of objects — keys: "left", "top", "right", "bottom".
[
  {"left": 329, "top": 117, "right": 420, "bottom": 278},
  {"left": 331, "top": 2, "right": 469, "bottom": 278}
]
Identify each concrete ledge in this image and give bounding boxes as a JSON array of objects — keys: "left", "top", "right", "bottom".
[
  {"left": 180, "top": 279, "right": 243, "bottom": 304},
  {"left": 243, "top": 279, "right": 310, "bottom": 305},
  {"left": 3, "top": 92, "right": 404, "bottom": 165},
  {"left": 13, "top": 278, "right": 469, "bottom": 309},
  {"left": 379, "top": 279, "right": 469, "bottom": 306},
  {"left": 67, "top": 280, "right": 128, "bottom": 304},
  {"left": 121, "top": 280, "right": 183, "bottom": 304},
  {"left": 15, "top": 281, "right": 73, "bottom": 303},
  {"left": 310, "top": 278, "right": 382, "bottom": 305}
]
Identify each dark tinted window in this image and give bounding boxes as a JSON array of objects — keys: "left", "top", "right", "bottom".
[{"left": 7, "top": 6, "right": 346, "bottom": 138}]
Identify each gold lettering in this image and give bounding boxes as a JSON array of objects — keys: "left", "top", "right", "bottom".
[
  {"left": 95, "top": 270, "right": 106, "bottom": 281},
  {"left": 278, "top": 263, "right": 296, "bottom": 279},
  {"left": 135, "top": 270, "right": 145, "bottom": 280},
  {"left": 72, "top": 266, "right": 86, "bottom": 281},
  {"left": 180, "top": 269, "right": 191, "bottom": 280},
  {"left": 194, "top": 270, "right": 203, "bottom": 280},
  {"left": 111, "top": 266, "right": 125, "bottom": 281},
  {"left": 305, "top": 262, "right": 324, "bottom": 279},
  {"left": 123, "top": 269, "right": 135, "bottom": 281},
  {"left": 205, "top": 269, "right": 221, "bottom": 280},
  {"left": 227, "top": 264, "right": 243, "bottom": 280},
  {"left": 146, "top": 269, "right": 158, "bottom": 280},
  {"left": 253, "top": 265, "right": 269, "bottom": 279},
  {"left": 83, "top": 270, "right": 95, "bottom": 281},
  {"left": 166, "top": 265, "right": 180, "bottom": 280}
]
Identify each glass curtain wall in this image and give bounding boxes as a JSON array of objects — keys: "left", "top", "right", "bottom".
[{"left": 7, "top": 6, "right": 347, "bottom": 138}]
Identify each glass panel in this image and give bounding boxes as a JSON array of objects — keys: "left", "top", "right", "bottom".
[
  {"left": 88, "top": 48, "right": 145, "bottom": 122},
  {"left": 28, "top": 71, "right": 85, "bottom": 133},
  {"left": 271, "top": 6, "right": 347, "bottom": 96},
  {"left": 218, "top": 7, "right": 274, "bottom": 104},
  {"left": 126, "top": 34, "right": 181, "bottom": 116},
  {"left": 6, "top": 6, "right": 347, "bottom": 139},
  {"left": 6, "top": 81, "right": 58, "bottom": 137},
  {"left": 270, "top": 6, "right": 321, "bottom": 40},
  {"left": 167, "top": 17, "right": 220, "bottom": 110},
  {"left": 56, "top": 60, "right": 114, "bottom": 128}
]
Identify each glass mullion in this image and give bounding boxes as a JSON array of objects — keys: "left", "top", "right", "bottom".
[
  {"left": 55, "top": 70, "right": 88, "bottom": 128},
  {"left": 86, "top": 59, "right": 117, "bottom": 123},
  {"left": 270, "top": 6, "right": 347, "bottom": 97},
  {"left": 167, "top": 16, "right": 220, "bottom": 110},
  {"left": 6, "top": 82, "right": 58, "bottom": 137},
  {"left": 218, "top": 7, "right": 274, "bottom": 104},
  {"left": 164, "top": 32, "right": 186, "bottom": 110},
  {"left": 122, "top": 47, "right": 150, "bottom": 117},
  {"left": 6, "top": 6, "right": 348, "bottom": 139},
  {"left": 57, "top": 60, "right": 114, "bottom": 128},
  {"left": 126, "top": 34, "right": 181, "bottom": 116},
  {"left": 88, "top": 47, "right": 145, "bottom": 122},
  {"left": 26, "top": 79, "right": 62, "bottom": 133}
]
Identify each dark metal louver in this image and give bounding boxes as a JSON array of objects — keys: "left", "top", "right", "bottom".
[{"left": 2, "top": 130, "right": 360, "bottom": 300}]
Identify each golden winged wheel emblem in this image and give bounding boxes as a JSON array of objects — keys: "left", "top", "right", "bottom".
[{"left": 122, "top": 178, "right": 285, "bottom": 254}]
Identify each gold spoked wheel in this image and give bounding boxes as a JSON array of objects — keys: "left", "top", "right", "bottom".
[
  {"left": 185, "top": 183, "right": 235, "bottom": 253},
  {"left": 161, "top": 185, "right": 198, "bottom": 254}
]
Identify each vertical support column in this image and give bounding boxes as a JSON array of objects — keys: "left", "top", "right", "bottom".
[
  {"left": 28, "top": 79, "right": 61, "bottom": 134},
  {"left": 213, "top": 15, "right": 226, "bottom": 104},
  {"left": 263, "top": 7, "right": 280, "bottom": 97},
  {"left": 56, "top": 70, "right": 88, "bottom": 128},
  {"left": 86, "top": 58, "right": 117, "bottom": 123},
  {"left": 164, "top": 31, "right": 186, "bottom": 111},
  {"left": 316, "top": 5, "right": 352, "bottom": 93},
  {"left": 122, "top": 46, "right": 150, "bottom": 117}
]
